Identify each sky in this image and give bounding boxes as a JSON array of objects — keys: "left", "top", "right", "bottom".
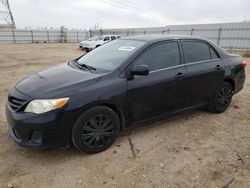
[{"left": 1, "top": 0, "right": 250, "bottom": 29}]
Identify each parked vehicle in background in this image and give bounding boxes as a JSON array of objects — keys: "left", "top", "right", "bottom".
[
  {"left": 6, "top": 35, "right": 246, "bottom": 154},
  {"left": 79, "top": 35, "right": 121, "bottom": 52}
]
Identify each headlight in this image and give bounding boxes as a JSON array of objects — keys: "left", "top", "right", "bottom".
[{"left": 24, "top": 98, "right": 69, "bottom": 114}]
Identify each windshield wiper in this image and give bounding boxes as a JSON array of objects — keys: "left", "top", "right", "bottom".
[
  {"left": 80, "top": 63, "right": 96, "bottom": 72},
  {"left": 73, "top": 60, "right": 96, "bottom": 72}
]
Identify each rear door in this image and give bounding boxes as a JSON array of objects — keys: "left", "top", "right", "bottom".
[
  {"left": 181, "top": 40, "right": 226, "bottom": 106},
  {"left": 127, "top": 41, "right": 188, "bottom": 123}
]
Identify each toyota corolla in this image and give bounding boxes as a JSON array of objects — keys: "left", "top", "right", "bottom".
[{"left": 6, "top": 35, "right": 246, "bottom": 153}]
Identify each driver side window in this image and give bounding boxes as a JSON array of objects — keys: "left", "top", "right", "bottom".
[
  {"left": 103, "top": 36, "right": 110, "bottom": 41},
  {"left": 135, "top": 42, "right": 181, "bottom": 71}
]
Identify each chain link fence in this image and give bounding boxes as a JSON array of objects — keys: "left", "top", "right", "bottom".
[
  {"left": 91, "top": 27, "right": 250, "bottom": 52},
  {"left": 0, "top": 29, "right": 89, "bottom": 43},
  {"left": 0, "top": 22, "right": 250, "bottom": 51}
]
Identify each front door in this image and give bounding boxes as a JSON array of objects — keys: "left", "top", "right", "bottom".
[{"left": 127, "top": 41, "right": 188, "bottom": 124}]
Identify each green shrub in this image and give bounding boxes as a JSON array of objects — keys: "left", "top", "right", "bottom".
[{"left": 243, "top": 53, "right": 250, "bottom": 58}]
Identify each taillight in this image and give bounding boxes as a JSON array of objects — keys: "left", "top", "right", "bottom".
[{"left": 242, "top": 60, "right": 247, "bottom": 68}]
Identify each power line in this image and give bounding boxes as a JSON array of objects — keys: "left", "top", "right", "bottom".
[
  {"left": 113, "top": 0, "right": 166, "bottom": 17},
  {"left": 98, "top": 0, "right": 167, "bottom": 19},
  {"left": 110, "top": 0, "right": 161, "bottom": 16},
  {"left": 110, "top": 0, "right": 166, "bottom": 18},
  {"left": 124, "top": 0, "right": 165, "bottom": 14}
]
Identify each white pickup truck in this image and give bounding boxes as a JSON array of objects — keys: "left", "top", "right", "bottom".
[{"left": 79, "top": 35, "right": 121, "bottom": 52}]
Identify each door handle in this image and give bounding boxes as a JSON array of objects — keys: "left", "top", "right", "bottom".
[
  {"left": 175, "top": 72, "right": 185, "bottom": 79},
  {"left": 215, "top": 65, "right": 223, "bottom": 70}
]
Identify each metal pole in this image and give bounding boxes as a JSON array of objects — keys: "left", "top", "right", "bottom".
[
  {"left": 89, "top": 29, "right": 92, "bottom": 38},
  {"left": 61, "top": 30, "right": 63, "bottom": 43},
  {"left": 31, "top": 30, "right": 33, "bottom": 43},
  {"left": 76, "top": 32, "right": 79, "bottom": 42},
  {"left": 191, "top": 28, "right": 194, "bottom": 36},
  {"left": 168, "top": 29, "right": 170, "bottom": 34},
  {"left": 11, "top": 29, "right": 15, "bottom": 43},
  {"left": 47, "top": 30, "right": 50, "bottom": 43},
  {"left": 217, "top": 28, "right": 222, "bottom": 45}
]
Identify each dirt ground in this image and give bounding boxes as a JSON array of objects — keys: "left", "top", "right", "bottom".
[{"left": 0, "top": 43, "right": 250, "bottom": 188}]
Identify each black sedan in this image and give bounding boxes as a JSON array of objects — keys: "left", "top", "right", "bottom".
[{"left": 6, "top": 35, "right": 246, "bottom": 153}]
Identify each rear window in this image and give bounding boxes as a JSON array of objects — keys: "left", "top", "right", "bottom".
[
  {"left": 111, "top": 36, "right": 116, "bottom": 40},
  {"left": 103, "top": 36, "right": 110, "bottom": 41},
  {"left": 182, "top": 41, "right": 211, "bottom": 63}
]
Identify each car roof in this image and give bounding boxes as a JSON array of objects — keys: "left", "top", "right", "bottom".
[
  {"left": 102, "top": 35, "right": 119, "bottom": 37},
  {"left": 121, "top": 35, "right": 205, "bottom": 42},
  {"left": 120, "top": 34, "right": 229, "bottom": 59}
]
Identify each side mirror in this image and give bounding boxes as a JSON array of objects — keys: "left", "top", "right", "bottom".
[{"left": 131, "top": 64, "right": 149, "bottom": 76}]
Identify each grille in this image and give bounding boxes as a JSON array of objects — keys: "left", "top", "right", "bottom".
[{"left": 8, "top": 95, "right": 28, "bottom": 111}]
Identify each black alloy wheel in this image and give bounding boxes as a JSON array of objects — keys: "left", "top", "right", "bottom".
[
  {"left": 72, "top": 106, "right": 119, "bottom": 153},
  {"left": 209, "top": 82, "right": 233, "bottom": 113},
  {"left": 81, "top": 114, "right": 114, "bottom": 149}
]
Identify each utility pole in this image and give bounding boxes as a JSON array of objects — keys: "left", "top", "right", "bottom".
[
  {"left": 93, "top": 23, "right": 100, "bottom": 30},
  {"left": 0, "top": 0, "right": 16, "bottom": 29}
]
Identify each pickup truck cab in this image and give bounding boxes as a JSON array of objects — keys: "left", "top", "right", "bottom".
[{"left": 79, "top": 35, "right": 121, "bottom": 52}]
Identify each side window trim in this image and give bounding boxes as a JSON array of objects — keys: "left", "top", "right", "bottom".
[
  {"left": 150, "top": 64, "right": 185, "bottom": 74},
  {"left": 184, "top": 58, "right": 220, "bottom": 66},
  {"left": 132, "top": 40, "right": 182, "bottom": 72},
  {"left": 209, "top": 46, "right": 220, "bottom": 59}
]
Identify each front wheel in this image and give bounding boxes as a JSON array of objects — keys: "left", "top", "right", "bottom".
[
  {"left": 208, "top": 82, "right": 233, "bottom": 113},
  {"left": 71, "top": 106, "right": 120, "bottom": 153}
]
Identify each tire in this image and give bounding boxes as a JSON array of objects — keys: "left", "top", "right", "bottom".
[
  {"left": 85, "top": 48, "right": 90, "bottom": 53},
  {"left": 71, "top": 106, "right": 120, "bottom": 153},
  {"left": 208, "top": 82, "right": 233, "bottom": 113}
]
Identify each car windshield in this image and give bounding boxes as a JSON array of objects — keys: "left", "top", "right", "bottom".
[
  {"left": 77, "top": 39, "right": 146, "bottom": 73},
  {"left": 87, "top": 36, "right": 103, "bottom": 41}
]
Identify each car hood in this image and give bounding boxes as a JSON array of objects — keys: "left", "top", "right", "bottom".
[
  {"left": 15, "top": 63, "right": 101, "bottom": 99},
  {"left": 80, "top": 40, "right": 88, "bottom": 44}
]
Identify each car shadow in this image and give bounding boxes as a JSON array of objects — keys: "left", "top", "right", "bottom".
[{"left": 119, "top": 108, "right": 211, "bottom": 136}]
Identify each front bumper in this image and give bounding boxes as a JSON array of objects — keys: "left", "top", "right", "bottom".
[
  {"left": 79, "top": 44, "right": 94, "bottom": 51},
  {"left": 6, "top": 104, "right": 76, "bottom": 150},
  {"left": 81, "top": 47, "right": 93, "bottom": 52}
]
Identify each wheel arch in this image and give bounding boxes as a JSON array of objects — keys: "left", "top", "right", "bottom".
[
  {"left": 99, "top": 103, "right": 126, "bottom": 130},
  {"left": 223, "top": 77, "right": 235, "bottom": 92},
  {"left": 75, "top": 101, "right": 126, "bottom": 131}
]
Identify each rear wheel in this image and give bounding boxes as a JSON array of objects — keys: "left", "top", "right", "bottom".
[
  {"left": 71, "top": 106, "right": 119, "bottom": 153},
  {"left": 208, "top": 82, "right": 233, "bottom": 113},
  {"left": 84, "top": 48, "right": 91, "bottom": 53}
]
